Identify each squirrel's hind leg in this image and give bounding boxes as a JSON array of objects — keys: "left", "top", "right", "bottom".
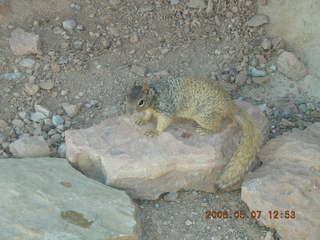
[{"left": 194, "top": 113, "right": 223, "bottom": 135}]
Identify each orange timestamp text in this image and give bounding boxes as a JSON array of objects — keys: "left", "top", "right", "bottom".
[{"left": 205, "top": 209, "right": 296, "bottom": 220}]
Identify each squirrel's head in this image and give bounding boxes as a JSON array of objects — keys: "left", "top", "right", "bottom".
[{"left": 126, "top": 83, "right": 154, "bottom": 114}]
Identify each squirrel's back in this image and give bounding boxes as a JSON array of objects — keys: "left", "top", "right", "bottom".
[{"left": 150, "top": 77, "right": 236, "bottom": 119}]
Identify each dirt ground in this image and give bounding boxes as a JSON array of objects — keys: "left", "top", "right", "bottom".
[{"left": 1, "top": 0, "right": 318, "bottom": 239}]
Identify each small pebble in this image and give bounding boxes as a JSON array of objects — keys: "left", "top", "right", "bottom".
[
  {"left": 52, "top": 115, "right": 65, "bottom": 127},
  {"left": 249, "top": 67, "right": 267, "bottom": 77},
  {"left": 34, "top": 104, "right": 51, "bottom": 117},
  {"left": 247, "top": 14, "right": 269, "bottom": 27},
  {"left": 235, "top": 72, "right": 248, "bottom": 86},
  {"left": 62, "top": 19, "right": 77, "bottom": 30},
  {"left": 61, "top": 90, "right": 69, "bottom": 96},
  {"left": 298, "top": 104, "right": 307, "bottom": 113},
  {"left": 163, "top": 192, "right": 179, "bottom": 202},
  {"left": 85, "top": 103, "right": 92, "bottom": 108},
  {"left": 30, "top": 112, "right": 47, "bottom": 122},
  {"left": 0, "top": 72, "right": 23, "bottom": 81},
  {"left": 73, "top": 40, "right": 83, "bottom": 49},
  {"left": 170, "top": 0, "right": 180, "bottom": 4},
  {"left": 25, "top": 83, "right": 40, "bottom": 96},
  {"left": 19, "top": 58, "right": 35, "bottom": 68},
  {"left": 61, "top": 103, "right": 82, "bottom": 117},
  {"left": 252, "top": 76, "right": 270, "bottom": 84},
  {"left": 57, "top": 143, "right": 67, "bottom": 158},
  {"left": 185, "top": 219, "right": 193, "bottom": 226},
  {"left": 261, "top": 38, "right": 272, "bottom": 50},
  {"left": 18, "top": 112, "right": 30, "bottom": 120},
  {"left": 12, "top": 119, "right": 24, "bottom": 127},
  {"left": 269, "top": 65, "right": 277, "bottom": 72},
  {"left": 40, "top": 81, "right": 55, "bottom": 90}
]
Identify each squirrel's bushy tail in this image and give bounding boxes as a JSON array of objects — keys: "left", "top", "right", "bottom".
[{"left": 216, "top": 109, "right": 263, "bottom": 190}]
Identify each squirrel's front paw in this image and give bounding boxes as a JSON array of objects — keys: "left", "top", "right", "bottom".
[
  {"left": 135, "top": 118, "right": 147, "bottom": 126},
  {"left": 144, "top": 129, "right": 159, "bottom": 137}
]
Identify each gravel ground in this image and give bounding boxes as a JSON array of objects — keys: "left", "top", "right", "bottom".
[{"left": 1, "top": 0, "right": 319, "bottom": 239}]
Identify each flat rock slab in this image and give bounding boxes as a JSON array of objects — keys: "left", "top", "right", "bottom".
[
  {"left": 242, "top": 123, "right": 320, "bottom": 240},
  {"left": 66, "top": 101, "right": 267, "bottom": 200},
  {"left": 0, "top": 158, "right": 140, "bottom": 240}
]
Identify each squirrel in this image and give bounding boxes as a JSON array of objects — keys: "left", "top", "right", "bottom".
[{"left": 126, "top": 77, "right": 262, "bottom": 191}]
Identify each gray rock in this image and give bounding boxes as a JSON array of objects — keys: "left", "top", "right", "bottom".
[
  {"left": 269, "top": 65, "right": 277, "bottom": 72},
  {"left": 9, "top": 28, "right": 41, "bottom": 55},
  {"left": 85, "top": 103, "right": 92, "bottom": 108},
  {"left": 30, "top": 112, "right": 47, "bottom": 122},
  {"left": 73, "top": 40, "right": 83, "bottom": 49},
  {"left": 235, "top": 71, "right": 248, "bottom": 86},
  {"left": 261, "top": 38, "right": 272, "bottom": 50},
  {"left": 298, "top": 103, "right": 307, "bottom": 113},
  {"left": 109, "top": 0, "right": 120, "bottom": 5},
  {"left": 0, "top": 72, "right": 23, "bottom": 81},
  {"left": 185, "top": 219, "right": 193, "bottom": 226},
  {"left": 242, "top": 123, "right": 320, "bottom": 240},
  {"left": 187, "top": 0, "right": 206, "bottom": 8},
  {"left": 62, "top": 19, "right": 77, "bottom": 30},
  {"left": 252, "top": 77, "right": 270, "bottom": 84},
  {"left": 18, "top": 111, "right": 30, "bottom": 120},
  {"left": 9, "top": 136, "right": 50, "bottom": 157},
  {"left": 258, "top": 104, "right": 269, "bottom": 112},
  {"left": 170, "top": 0, "right": 180, "bottom": 4},
  {"left": 264, "top": 232, "right": 274, "bottom": 240},
  {"left": 12, "top": 119, "right": 24, "bottom": 127},
  {"left": 0, "top": 0, "right": 9, "bottom": 6},
  {"left": 48, "top": 134, "right": 61, "bottom": 145},
  {"left": 39, "top": 81, "right": 54, "bottom": 90},
  {"left": 249, "top": 67, "right": 267, "bottom": 77},
  {"left": 271, "top": 37, "right": 286, "bottom": 50},
  {"left": 0, "top": 157, "right": 140, "bottom": 240},
  {"left": 61, "top": 103, "right": 82, "bottom": 118},
  {"left": 52, "top": 115, "right": 64, "bottom": 127},
  {"left": 25, "top": 83, "right": 40, "bottom": 96},
  {"left": 163, "top": 192, "right": 179, "bottom": 201},
  {"left": 131, "top": 65, "right": 146, "bottom": 77},
  {"left": 70, "top": 3, "right": 81, "bottom": 9},
  {"left": 19, "top": 58, "right": 35, "bottom": 68},
  {"left": 277, "top": 51, "right": 308, "bottom": 81},
  {"left": 247, "top": 14, "right": 270, "bottom": 27},
  {"left": 0, "top": 119, "right": 8, "bottom": 130},
  {"left": 34, "top": 104, "right": 51, "bottom": 117},
  {"left": 129, "top": 33, "right": 139, "bottom": 43},
  {"left": 57, "top": 143, "right": 66, "bottom": 158}
]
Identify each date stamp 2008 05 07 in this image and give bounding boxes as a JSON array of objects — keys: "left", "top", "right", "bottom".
[{"left": 205, "top": 209, "right": 296, "bottom": 220}]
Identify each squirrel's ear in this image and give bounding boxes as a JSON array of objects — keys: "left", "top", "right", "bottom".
[
  {"left": 142, "top": 83, "right": 150, "bottom": 94},
  {"left": 142, "top": 83, "right": 149, "bottom": 90},
  {"left": 148, "top": 87, "right": 155, "bottom": 97},
  {"left": 142, "top": 83, "right": 154, "bottom": 96}
]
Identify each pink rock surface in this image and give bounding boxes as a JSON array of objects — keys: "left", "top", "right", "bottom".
[
  {"left": 242, "top": 123, "right": 320, "bottom": 240},
  {"left": 65, "top": 101, "right": 267, "bottom": 200}
]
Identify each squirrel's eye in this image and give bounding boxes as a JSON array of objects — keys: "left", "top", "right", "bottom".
[{"left": 138, "top": 99, "right": 144, "bottom": 107}]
